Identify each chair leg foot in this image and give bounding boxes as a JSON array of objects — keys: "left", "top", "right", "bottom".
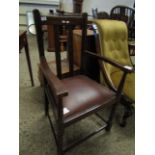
[
  {"left": 120, "top": 105, "right": 134, "bottom": 127},
  {"left": 106, "top": 103, "right": 117, "bottom": 132},
  {"left": 119, "top": 119, "right": 127, "bottom": 127},
  {"left": 57, "top": 128, "right": 64, "bottom": 155},
  {"left": 44, "top": 92, "right": 49, "bottom": 116},
  {"left": 57, "top": 150, "right": 64, "bottom": 155},
  {"left": 105, "top": 123, "right": 112, "bottom": 131}
]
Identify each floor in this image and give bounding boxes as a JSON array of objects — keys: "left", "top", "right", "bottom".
[{"left": 19, "top": 35, "right": 135, "bottom": 155}]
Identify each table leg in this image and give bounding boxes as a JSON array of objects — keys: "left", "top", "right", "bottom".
[{"left": 24, "top": 39, "right": 34, "bottom": 86}]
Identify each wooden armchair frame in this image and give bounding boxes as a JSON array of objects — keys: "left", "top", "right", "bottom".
[{"left": 33, "top": 9, "right": 133, "bottom": 155}]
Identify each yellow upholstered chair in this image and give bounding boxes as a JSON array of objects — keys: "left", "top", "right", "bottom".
[{"left": 92, "top": 19, "right": 135, "bottom": 126}]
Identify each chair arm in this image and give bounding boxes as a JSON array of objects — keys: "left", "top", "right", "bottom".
[
  {"left": 84, "top": 50, "right": 134, "bottom": 73},
  {"left": 40, "top": 57, "right": 68, "bottom": 97}
]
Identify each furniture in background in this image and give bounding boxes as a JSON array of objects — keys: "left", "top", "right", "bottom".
[
  {"left": 19, "top": 31, "right": 34, "bottom": 86},
  {"left": 47, "top": 17, "right": 56, "bottom": 52},
  {"left": 93, "top": 19, "right": 135, "bottom": 126},
  {"left": 128, "top": 40, "right": 135, "bottom": 56},
  {"left": 73, "top": 0, "right": 83, "bottom": 13},
  {"left": 47, "top": 10, "right": 80, "bottom": 52},
  {"left": 33, "top": 9, "right": 130, "bottom": 155},
  {"left": 47, "top": 10, "right": 76, "bottom": 52},
  {"left": 110, "top": 5, "right": 135, "bottom": 29},
  {"left": 47, "top": 0, "right": 84, "bottom": 52},
  {"left": 92, "top": 8, "right": 110, "bottom": 19},
  {"left": 110, "top": 5, "right": 135, "bottom": 56}
]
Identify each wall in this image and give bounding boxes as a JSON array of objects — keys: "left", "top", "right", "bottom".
[
  {"left": 62, "top": 0, "right": 73, "bottom": 12},
  {"left": 19, "top": 0, "right": 135, "bottom": 30},
  {"left": 19, "top": 0, "right": 60, "bottom": 5},
  {"left": 62, "top": 0, "right": 134, "bottom": 14}
]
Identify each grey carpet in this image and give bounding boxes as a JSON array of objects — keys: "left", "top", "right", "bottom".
[{"left": 19, "top": 35, "right": 135, "bottom": 155}]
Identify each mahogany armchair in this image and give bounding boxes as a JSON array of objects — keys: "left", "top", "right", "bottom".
[{"left": 33, "top": 9, "right": 133, "bottom": 155}]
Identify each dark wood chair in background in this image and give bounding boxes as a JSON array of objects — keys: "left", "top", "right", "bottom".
[
  {"left": 33, "top": 9, "right": 132, "bottom": 155},
  {"left": 110, "top": 5, "right": 134, "bottom": 27},
  {"left": 110, "top": 5, "right": 135, "bottom": 56}
]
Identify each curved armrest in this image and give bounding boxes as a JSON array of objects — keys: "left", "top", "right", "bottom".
[
  {"left": 84, "top": 50, "right": 134, "bottom": 73},
  {"left": 40, "top": 58, "right": 68, "bottom": 97}
]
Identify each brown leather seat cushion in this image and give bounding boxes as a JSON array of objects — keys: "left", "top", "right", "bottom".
[{"left": 62, "top": 75, "right": 116, "bottom": 123}]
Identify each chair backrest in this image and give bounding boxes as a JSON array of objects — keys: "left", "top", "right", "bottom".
[
  {"left": 110, "top": 5, "right": 135, "bottom": 25},
  {"left": 93, "top": 19, "right": 132, "bottom": 89},
  {"left": 33, "top": 9, "right": 87, "bottom": 79},
  {"left": 110, "top": 5, "right": 135, "bottom": 39}
]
